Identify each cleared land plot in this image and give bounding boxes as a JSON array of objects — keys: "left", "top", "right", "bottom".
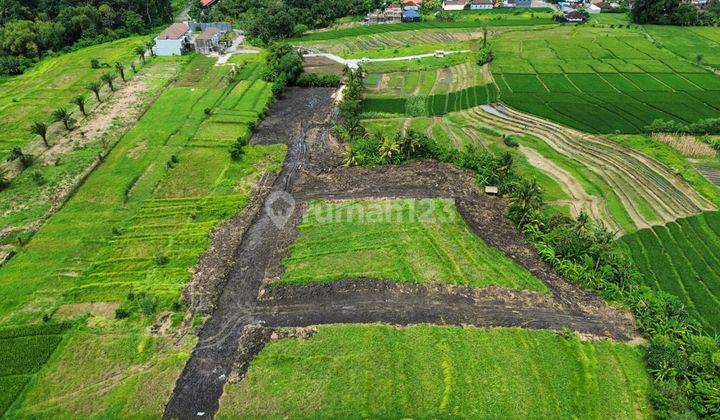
[
  {"left": 365, "top": 62, "right": 485, "bottom": 98},
  {"left": 279, "top": 198, "right": 549, "bottom": 292},
  {"left": 217, "top": 325, "right": 651, "bottom": 418},
  {"left": 620, "top": 212, "right": 720, "bottom": 333},
  {"left": 0, "top": 36, "right": 149, "bottom": 158},
  {"left": 492, "top": 27, "right": 720, "bottom": 133}
]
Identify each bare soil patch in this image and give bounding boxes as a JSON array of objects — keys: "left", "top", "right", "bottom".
[{"left": 54, "top": 302, "right": 120, "bottom": 319}]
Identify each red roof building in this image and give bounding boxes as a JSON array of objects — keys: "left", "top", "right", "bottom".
[{"left": 201, "top": 0, "right": 219, "bottom": 7}]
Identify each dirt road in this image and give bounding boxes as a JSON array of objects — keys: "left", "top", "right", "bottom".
[{"left": 163, "top": 88, "right": 638, "bottom": 419}]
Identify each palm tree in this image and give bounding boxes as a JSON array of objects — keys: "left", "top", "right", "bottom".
[
  {"left": 135, "top": 46, "right": 146, "bottom": 64},
  {"left": 496, "top": 152, "right": 513, "bottom": 182},
  {"left": 115, "top": 62, "right": 125, "bottom": 81},
  {"left": 72, "top": 95, "right": 87, "bottom": 117},
  {"left": 29, "top": 121, "right": 49, "bottom": 147},
  {"left": 130, "top": 62, "right": 137, "bottom": 73},
  {"left": 379, "top": 136, "right": 400, "bottom": 164},
  {"left": 52, "top": 107, "right": 74, "bottom": 131},
  {"left": 508, "top": 178, "right": 544, "bottom": 228},
  {"left": 482, "top": 21, "right": 489, "bottom": 49},
  {"left": 101, "top": 72, "right": 116, "bottom": 91},
  {"left": 145, "top": 40, "right": 156, "bottom": 57},
  {"left": 87, "top": 81, "right": 102, "bottom": 102}
]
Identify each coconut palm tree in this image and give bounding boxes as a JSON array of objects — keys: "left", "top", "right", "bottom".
[
  {"left": 508, "top": 178, "right": 544, "bottom": 228},
  {"left": 29, "top": 121, "right": 49, "bottom": 147},
  {"left": 52, "top": 107, "right": 74, "bottom": 131},
  {"left": 115, "top": 62, "right": 125, "bottom": 81},
  {"left": 87, "top": 81, "right": 102, "bottom": 102},
  {"left": 101, "top": 72, "right": 116, "bottom": 91},
  {"left": 145, "top": 40, "right": 156, "bottom": 57},
  {"left": 72, "top": 95, "right": 87, "bottom": 117},
  {"left": 379, "top": 136, "right": 400, "bottom": 164},
  {"left": 135, "top": 46, "right": 146, "bottom": 64},
  {"left": 496, "top": 151, "right": 513, "bottom": 182}
]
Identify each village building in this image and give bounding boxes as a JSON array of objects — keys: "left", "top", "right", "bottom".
[
  {"left": 194, "top": 28, "right": 223, "bottom": 55},
  {"left": 503, "top": 0, "right": 517, "bottom": 7},
  {"left": 563, "top": 10, "right": 587, "bottom": 22},
  {"left": 471, "top": 0, "right": 494, "bottom": 9},
  {"left": 402, "top": 8, "right": 421, "bottom": 21},
  {"left": 155, "top": 23, "right": 192, "bottom": 56},
  {"left": 442, "top": 0, "right": 468, "bottom": 10}
]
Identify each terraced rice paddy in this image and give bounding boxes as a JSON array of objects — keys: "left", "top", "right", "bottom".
[
  {"left": 0, "top": 54, "right": 286, "bottom": 416},
  {"left": 363, "top": 105, "right": 716, "bottom": 232},
  {"left": 217, "top": 325, "right": 651, "bottom": 418},
  {"left": 491, "top": 26, "right": 720, "bottom": 133},
  {"left": 620, "top": 212, "right": 720, "bottom": 333},
  {"left": 0, "top": 36, "right": 149, "bottom": 158},
  {"left": 279, "top": 198, "right": 549, "bottom": 292}
]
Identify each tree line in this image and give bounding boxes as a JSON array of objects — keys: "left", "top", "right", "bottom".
[
  {"left": 631, "top": 0, "right": 720, "bottom": 25},
  {"left": 0, "top": 0, "right": 172, "bottom": 75},
  {"left": 188, "top": 0, "right": 384, "bottom": 43}
]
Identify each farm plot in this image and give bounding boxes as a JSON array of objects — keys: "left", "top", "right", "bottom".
[
  {"left": 362, "top": 83, "right": 498, "bottom": 116},
  {"left": 365, "top": 62, "right": 485, "bottom": 98},
  {"left": 0, "top": 55, "right": 280, "bottom": 323},
  {"left": 0, "top": 55, "right": 286, "bottom": 416},
  {"left": 475, "top": 104, "right": 715, "bottom": 231},
  {"left": 0, "top": 58, "right": 182, "bottom": 239},
  {"left": 491, "top": 26, "right": 720, "bottom": 133},
  {"left": 0, "top": 36, "right": 150, "bottom": 159},
  {"left": 279, "top": 198, "right": 549, "bottom": 293},
  {"left": 0, "top": 322, "right": 71, "bottom": 416},
  {"left": 620, "top": 212, "right": 720, "bottom": 333},
  {"left": 217, "top": 325, "right": 651, "bottom": 418}
]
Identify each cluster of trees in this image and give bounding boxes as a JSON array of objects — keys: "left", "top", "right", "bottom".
[
  {"left": 188, "top": 0, "right": 384, "bottom": 43},
  {"left": 262, "top": 43, "right": 304, "bottom": 93},
  {"left": 645, "top": 117, "right": 720, "bottom": 150},
  {"left": 631, "top": 0, "right": 720, "bottom": 25},
  {"left": 512, "top": 181, "right": 720, "bottom": 417},
  {"left": 0, "top": 0, "right": 172, "bottom": 74},
  {"left": 1, "top": 45, "right": 154, "bottom": 191}
]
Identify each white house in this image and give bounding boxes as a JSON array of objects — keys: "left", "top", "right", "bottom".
[
  {"left": 471, "top": 0, "right": 494, "bottom": 9},
  {"left": 155, "top": 23, "right": 191, "bottom": 56},
  {"left": 442, "top": 0, "right": 468, "bottom": 10},
  {"left": 587, "top": 4, "right": 601, "bottom": 13}
]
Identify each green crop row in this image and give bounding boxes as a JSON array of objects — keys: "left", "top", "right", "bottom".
[
  {"left": 362, "top": 84, "right": 498, "bottom": 117},
  {"left": 621, "top": 212, "right": 720, "bottom": 333},
  {"left": 0, "top": 334, "right": 64, "bottom": 376},
  {"left": 0, "top": 322, "right": 71, "bottom": 340},
  {"left": 0, "top": 375, "right": 31, "bottom": 415}
]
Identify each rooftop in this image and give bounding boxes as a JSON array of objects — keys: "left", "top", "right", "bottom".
[
  {"left": 196, "top": 28, "right": 222, "bottom": 40},
  {"left": 157, "top": 23, "right": 190, "bottom": 40}
]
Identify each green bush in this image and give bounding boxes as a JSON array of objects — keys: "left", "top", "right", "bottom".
[{"left": 295, "top": 72, "right": 341, "bottom": 87}]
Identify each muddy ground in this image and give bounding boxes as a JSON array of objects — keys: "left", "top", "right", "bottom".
[{"left": 163, "top": 87, "right": 638, "bottom": 419}]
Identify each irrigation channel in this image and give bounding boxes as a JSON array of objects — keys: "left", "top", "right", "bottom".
[{"left": 163, "top": 87, "right": 638, "bottom": 419}]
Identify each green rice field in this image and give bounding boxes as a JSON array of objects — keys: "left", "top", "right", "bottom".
[
  {"left": 279, "top": 198, "right": 549, "bottom": 292},
  {"left": 620, "top": 212, "right": 720, "bottom": 334},
  {"left": 491, "top": 26, "right": 720, "bottom": 133},
  {"left": 217, "top": 325, "right": 652, "bottom": 418}
]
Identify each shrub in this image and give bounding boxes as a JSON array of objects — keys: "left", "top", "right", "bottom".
[
  {"left": 115, "top": 308, "right": 130, "bottom": 319},
  {"left": 295, "top": 72, "right": 341, "bottom": 87},
  {"left": 154, "top": 255, "right": 169, "bottom": 266},
  {"left": 503, "top": 136, "right": 519, "bottom": 148},
  {"left": 476, "top": 47, "right": 494, "bottom": 65}
]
